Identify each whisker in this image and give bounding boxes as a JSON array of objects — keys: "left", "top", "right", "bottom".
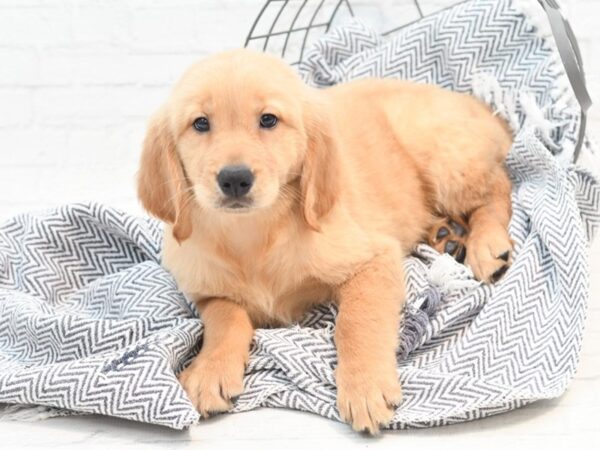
[
  {"left": 164, "top": 185, "right": 197, "bottom": 205},
  {"left": 278, "top": 184, "right": 301, "bottom": 203},
  {"left": 174, "top": 190, "right": 198, "bottom": 216}
]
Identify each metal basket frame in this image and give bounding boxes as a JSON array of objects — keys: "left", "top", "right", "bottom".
[
  {"left": 245, "top": 0, "right": 355, "bottom": 66},
  {"left": 244, "top": 0, "right": 591, "bottom": 162}
]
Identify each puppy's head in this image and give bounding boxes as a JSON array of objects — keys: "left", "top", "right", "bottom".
[{"left": 138, "top": 49, "right": 339, "bottom": 242}]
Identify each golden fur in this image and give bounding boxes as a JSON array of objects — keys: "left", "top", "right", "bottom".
[{"left": 137, "top": 49, "right": 513, "bottom": 434}]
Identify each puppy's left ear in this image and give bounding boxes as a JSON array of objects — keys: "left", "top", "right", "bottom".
[
  {"left": 301, "top": 92, "right": 341, "bottom": 231},
  {"left": 137, "top": 106, "right": 194, "bottom": 243}
]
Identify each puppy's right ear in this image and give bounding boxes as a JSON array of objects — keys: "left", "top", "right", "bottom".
[
  {"left": 300, "top": 92, "right": 341, "bottom": 231},
  {"left": 137, "top": 107, "right": 193, "bottom": 243}
]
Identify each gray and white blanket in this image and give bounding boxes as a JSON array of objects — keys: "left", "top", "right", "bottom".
[{"left": 1, "top": 0, "right": 599, "bottom": 430}]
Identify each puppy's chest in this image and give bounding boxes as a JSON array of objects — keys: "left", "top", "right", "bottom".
[{"left": 169, "top": 236, "right": 331, "bottom": 325}]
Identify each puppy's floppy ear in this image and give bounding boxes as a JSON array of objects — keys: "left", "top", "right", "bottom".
[
  {"left": 137, "top": 106, "right": 193, "bottom": 243},
  {"left": 301, "top": 92, "right": 341, "bottom": 231}
]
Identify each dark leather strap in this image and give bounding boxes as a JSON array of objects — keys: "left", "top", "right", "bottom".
[{"left": 538, "top": 0, "right": 592, "bottom": 162}]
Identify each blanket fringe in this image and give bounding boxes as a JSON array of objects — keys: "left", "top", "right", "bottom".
[
  {"left": 472, "top": 72, "right": 520, "bottom": 131},
  {"left": 472, "top": 70, "right": 575, "bottom": 164},
  {"left": 428, "top": 254, "right": 480, "bottom": 295},
  {"left": 398, "top": 286, "right": 441, "bottom": 359}
]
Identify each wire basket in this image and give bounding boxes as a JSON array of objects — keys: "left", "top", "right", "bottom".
[
  {"left": 244, "top": 0, "right": 591, "bottom": 161},
  {"left": 245, "top": 1, "right": 473, "bottom": 66}
]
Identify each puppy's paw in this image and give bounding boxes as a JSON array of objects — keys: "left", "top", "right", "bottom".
[
  {"left": 466, "top": 224, "right": 513, "bottom": 283},
  {"left": 336, "top": 364, "right": 402, "bottom": 435},
  {"left": 178, "top": 352, "right": 246, "bottom": 418},
  {"left": 427, "top": 216, "right": 469, "bottom": 263}
]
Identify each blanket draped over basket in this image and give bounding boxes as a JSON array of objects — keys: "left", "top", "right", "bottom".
[{"left": 0, "top": 0, "right": 599, "bottom": 429}]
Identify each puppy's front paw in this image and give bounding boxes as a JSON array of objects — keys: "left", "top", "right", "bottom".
[
  {"left": 178, "top": 352, "right": 246, "bottom": 418},
  {"left": 466, "top": 224, "right": 513, "bottom": 283},
  {"left": 336, "top": 364, "right": 402, "bottom": 434}
]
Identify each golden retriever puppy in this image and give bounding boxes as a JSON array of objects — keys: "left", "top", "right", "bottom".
[{"left": 137, "top": 49, "right": 513, "bottom": 434}]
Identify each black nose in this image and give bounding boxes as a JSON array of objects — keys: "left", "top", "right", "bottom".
[{"left": 217, "top": 165, "right": 254, "bottom": 198}]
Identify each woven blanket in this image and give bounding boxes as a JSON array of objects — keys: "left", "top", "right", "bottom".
[{"left": 1, "top": 0, "right": 599, "bottom": 429}]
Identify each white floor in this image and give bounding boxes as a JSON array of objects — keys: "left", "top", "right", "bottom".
[{"left": 2, "top": 1, "right": 600, "bottom": 448}]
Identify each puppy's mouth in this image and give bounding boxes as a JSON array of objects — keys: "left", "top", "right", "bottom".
[{"left": 218, "top": 197, "right": 254, "bottom": 212}]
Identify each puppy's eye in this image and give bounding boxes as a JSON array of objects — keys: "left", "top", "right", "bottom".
[
  {"left": 259, "top": 113, "right": 278, "bottom": 129},
  {"left": 193, "top": 117, "right": 210, "bottom": 132}
]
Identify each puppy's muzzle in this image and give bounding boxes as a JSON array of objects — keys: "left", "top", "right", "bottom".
[{"left": 217, "top": 165, "right": 254, "bottom": 198}]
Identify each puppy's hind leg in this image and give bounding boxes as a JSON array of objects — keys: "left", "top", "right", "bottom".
[{"left": 464, "top": 168, "right": 513, "bottom": 283}]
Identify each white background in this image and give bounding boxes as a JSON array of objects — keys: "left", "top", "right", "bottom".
[
  {"left": 0, "top": 0, "right": 598, "bottom": 221},
  {"left": 0, "top": 0, "right": 599, "bottom": 448}
]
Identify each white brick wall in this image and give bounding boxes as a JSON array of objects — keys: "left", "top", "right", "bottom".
[
  {"left": 0, "top": 0, "right": 598, "bottom": 222},
  {"left": 0, "top": 0, "right": 262, "bottom": 220}
]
